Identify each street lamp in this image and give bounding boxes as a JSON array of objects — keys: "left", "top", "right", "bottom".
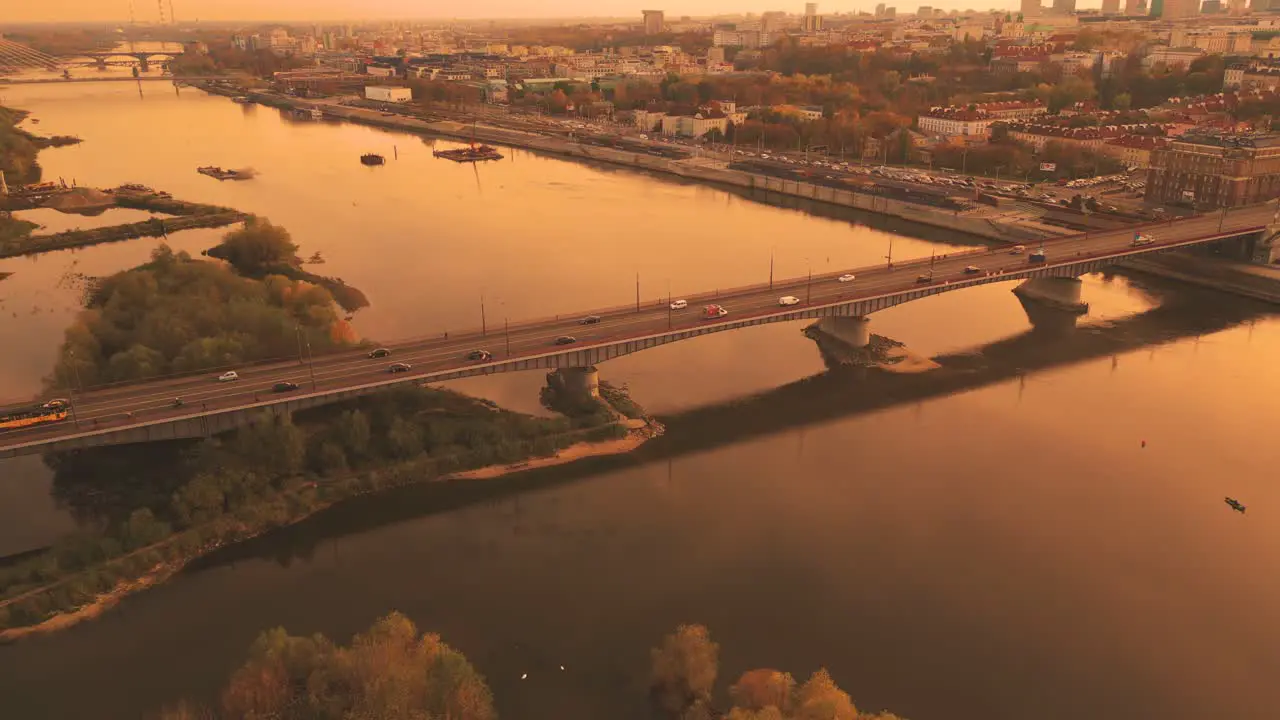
[
  {"left": 66, "top": 349, "right": 83, "bottom": 428},
  {"left": 504, "top": 317, "right": 511, "bottom": 357},
  {"left": 666, "top": 279, "right": 673, "bottom": 330},
  {"left": 769, "top": 248, "right": 775, "bottom": 289},
  {"left": 480, "top": 293, "right": 487, "bottom": 336},
  {"left": 805, "top": 258, "right": 812, "bottom": 304}
]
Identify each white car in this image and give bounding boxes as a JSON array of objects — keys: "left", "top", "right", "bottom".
[
  {"left": 670, "top": 299, "right": 688, "bottom": 310},
  {"left": 778, "top": 296, "right": 801, "bottom": 306},
  {"left": 837, "top": 274, "right": 856, "bottom": 283},
  {"left": 217, "top": 371, "right": 240, "bottom": 382}
]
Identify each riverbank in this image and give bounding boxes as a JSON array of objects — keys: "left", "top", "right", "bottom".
[
  {"left": 212, "top": 86, "right": 1039, "bottom": 246},
  {"left": 0, "top": 388, "right": 661, "bottom": 642}
]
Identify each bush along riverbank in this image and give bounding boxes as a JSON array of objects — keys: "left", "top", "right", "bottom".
[{"left": 0, "top": 383, "right": 658, "bottom": 640}]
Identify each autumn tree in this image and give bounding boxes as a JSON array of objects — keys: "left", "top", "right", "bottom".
[
  {"left": 209, "top": 218, "right": 300, "bottom": 275},
  {"left": 651, "top": 624, "right": 720, "bottom": 716},
  {"left": 161, "top": 612, "right": 495, "bottom": 720}
]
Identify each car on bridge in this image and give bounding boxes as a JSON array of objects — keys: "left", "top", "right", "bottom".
[
  {"left": 369, "top": 348, "right": 392, "bottom": 358},
  {"left": 778, "top": 296, "right": 800, "bottom": 306},
  {"left": 217, "top": 371, "right": 240, "bottom": 382},
  {"left": 388, "top": 362, "right": 412, "bottom": 373},
  {"left": 580, "top": 315, "right": 602, "bottom": 325},
  {"left": 702, "top": 304, "right": 729, "bottom": 319},
  {"left": 1132, "top": 234, "right": 1156, "bottom": 247},
  {"left": 1009, "top": 245, "right": 1025, "bottom": 255},
  {"left": 273, "top": 381, "right": 300, "bottom": 393},
  {"left": 916, "top": 274, "right": 934, "bottom": 284},
  {"left": 42, "top": 399, "right": 70, "bottom": 411},
  {"left": 964, "top": 265, "right": 981, "bottom": 274},
  {"left": 467, "top": 350, "right": 492, "bottom": 361},
  {"left": 837, "top": 274, "right": 856, "bottom": 283},
  {"left": 670, "top": 299, "right": 688, "bottom": 310},
  {"left": 554, "top": 336, "right": 577, "bottom": 345}
]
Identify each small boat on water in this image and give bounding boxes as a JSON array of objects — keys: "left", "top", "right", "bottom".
[
  {"left": 197, "top": 166, "right": 250, "bottom": 181},
  {"left": 1225, "top": 497, "right": 1246, "bottom": 514},
  {"left": 360, "top": 154, "right": 385, "bottom": 166}
]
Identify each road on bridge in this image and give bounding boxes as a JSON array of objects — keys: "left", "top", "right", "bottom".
[{"left": 1, "top": 202, "right": 1273, "bottom": 451}]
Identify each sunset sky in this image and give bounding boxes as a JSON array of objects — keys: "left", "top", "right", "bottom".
[{"left": 12, "top": 0, "right": 1052, "bottom": 24}]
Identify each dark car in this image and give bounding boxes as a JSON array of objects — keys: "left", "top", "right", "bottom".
[
  {"left": 963, "top": 265, "right": 981, "bottom": 274},
  {"left": 580, "top": 315, "right": 602, "bottom": 325},
  {"left": 916, "top": 274, "right": 934, "bottom": 284},
  {"left": 272, "top": 381, "right": 300, "bottom": 393},
  {"left": 467, "top": 349, "right": 492, "bottom": 361},
  {"left": 388, "top": 362, "right": 412, "bottom": 373},
  {"left": 554, "top": 336, "right": 577, "bottom": 345},
  {"left": 368, "top": 348, "right": 392, "bottom": 359}
]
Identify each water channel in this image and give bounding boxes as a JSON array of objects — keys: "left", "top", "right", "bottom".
[{"left": 0, "top": 82, "right": 1277, "bottom": 720}]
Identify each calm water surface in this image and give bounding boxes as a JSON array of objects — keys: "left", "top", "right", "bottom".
[{"left": 0, "top": 83, "right": 1277, "bottom": 720}]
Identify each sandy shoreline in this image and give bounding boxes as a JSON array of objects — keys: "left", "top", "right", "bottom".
[{"left": 0, "top": 423, "right": 659, "bottom": 642}]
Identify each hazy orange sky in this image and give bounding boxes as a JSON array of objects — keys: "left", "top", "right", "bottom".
[{"left": 12, "top": 0, "right": 1037, "bottom": 24}]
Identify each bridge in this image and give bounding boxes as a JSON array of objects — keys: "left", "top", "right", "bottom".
[
  {"left": 1, "top": 203, "right": 1276, "bottom": 458},
  {"left": 60, "top": 51, "right": 181, "bottom": 72},
  {"left": 0, "top": 37, "right": 59, "bottom": 72}
]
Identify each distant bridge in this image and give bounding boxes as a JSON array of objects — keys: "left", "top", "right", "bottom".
[
  {"left": 59, "top": 51, "right": 181, "bottom": 72},
  {"left": 0, "top": 203, "right": 1276, "bottom": 459}
]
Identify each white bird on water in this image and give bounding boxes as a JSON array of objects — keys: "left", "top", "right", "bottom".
[{"left": 521, "top": 673, "right": 528, "bottom": 680}]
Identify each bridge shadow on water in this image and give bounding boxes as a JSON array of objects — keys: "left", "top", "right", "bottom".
[{"left": 184, "top": 276, "right": 1274, "bottom": 574}]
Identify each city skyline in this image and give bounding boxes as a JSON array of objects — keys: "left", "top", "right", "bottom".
[{"left": 8, "top": 0, "right": 1114, "bottom": 24}]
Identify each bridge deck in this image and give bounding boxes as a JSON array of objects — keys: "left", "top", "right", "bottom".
[{"left": 0, "top": 204, "right": 1273, "bottom": 457}]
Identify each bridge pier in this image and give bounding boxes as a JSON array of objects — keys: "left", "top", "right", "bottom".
[
  {"left": 812, "top": 315, "right": 870, "bottom": 349},
  {"left": 94, "top": 57, "right": 107, "bottom": 70},
  {"left": 547, "top": 366, "right": 600, "bottom": 403},
  {"left": 137, "top": 56, "right": 150, "bottom": 73},
  {"left": 1012, "top": 277, "right": 1088, "bottom": 315}
]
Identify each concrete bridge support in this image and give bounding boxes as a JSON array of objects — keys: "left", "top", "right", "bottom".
[
  {"left": 547, "top": 366, "right": 600, "bottom": 404},
  {"left": 813, "top": 315, "right": 871, "bottom": 349},
  {"left": 93, "top": 57, "right": 107, "bottom": 70},
  {"left": 137, "top": 56, "right": 150, "bottom": 73},
  {"left": 1012, "top": 277, "right": 1088, "bottom": 314}
]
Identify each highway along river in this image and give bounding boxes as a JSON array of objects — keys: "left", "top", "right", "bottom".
[{"left": 0, "top": 82, "right": 1278, "bottom": 720}]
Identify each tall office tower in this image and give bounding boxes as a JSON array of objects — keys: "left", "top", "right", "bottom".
[
  {"left": 643, "top": 10, "right": 665, "bottom": 34},
  {"left": 803, "top": 3, "right": 823, "bottom": 31},
  {"left": 875, "top": 2, "right": 886, "bottom": 15},
  {"left": 1052, "top": 0, "right": 1077, "bottom": 14},
  {"left": 1021, "top": 0, "right": 1043, "bottom": 17},
  {"left": 1102, "top": 0, "right": 1121, "bottom": 13}
]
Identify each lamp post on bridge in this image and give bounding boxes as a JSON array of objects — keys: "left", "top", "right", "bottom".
[
  {"left": 805, "top": 258, "right": 812, "bottom": 305},
  {"left": 480, "top": 293, "right": 487, "bottom": 336},
  {"left": 66, "top": 349, "right": 83, "bottom": 429},
  {"left": 504, "top": 317, "right": 511, "bottom": 357},
  {"left": 667, "top": 279, "right": 673, "bottom": 330}
]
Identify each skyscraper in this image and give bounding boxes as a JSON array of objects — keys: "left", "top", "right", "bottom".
[
  {"left": 643, "top": 10, "right": 664, "bottom": 35},
  {"left": 1102, "top": 0, "right": 1120, "bottom": 12},
  {"left": 803, "top": 3, "right": 823, "bottom": 31},
  {"left": 1124, "top": 0, "right": 1142, "bottom": 12},
  {"left": 1052, "top": 0, "right": 1077, "bottom": 14},
  {"left": 1021, "top": 0, "right": 1043, "bottom": 16}
]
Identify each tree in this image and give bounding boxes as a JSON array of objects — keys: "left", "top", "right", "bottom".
[
  {"left": 120, "top": 508, "right": 171, "bottom": 551},
  {"left": 650, "top": 624, "right": 719, "bottom": 716},
  {"left": 386, "top": 416, "right": 423, "bottom": 459},
  {"left": 184, "top": 612, "right": 497, "bottom": 720},
  {"left": 210, "top": 218, "right": 299, "bottom": 275},
  {"left": 338, "top": 409, "right": 372, "bottom": 460},
  {"left": 792, "top": 668, "right": 859, "bottom": 720},
  {"left": 731, "top": 669, "right": 795, "bottom": 713}
]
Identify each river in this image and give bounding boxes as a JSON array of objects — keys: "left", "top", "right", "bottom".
[{"left": 0, "top": 82, "right": 1278, "bottom": 720}]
